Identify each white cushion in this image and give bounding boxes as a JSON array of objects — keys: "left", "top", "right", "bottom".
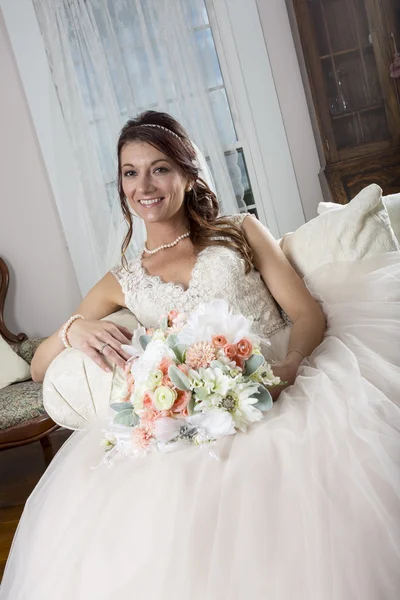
[
  {"left": 43, "top": 308, "right": 139, "bottom": 429},
  {"left": 281, "top": 184, "right": 400, "bottom": 278},
  {"left": 0, "top": 334, "right": 31, "bottom": 390},
  {"left": 382, "top": 193, "right": 400, "bottom": 243},
  {"left": 317, "top": 192, "right": 400, "bottom": 243}
]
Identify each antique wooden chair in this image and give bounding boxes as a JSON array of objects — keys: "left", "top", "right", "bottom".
[{"left": 0, "top": 257, "right": 59, "bottom": 465}]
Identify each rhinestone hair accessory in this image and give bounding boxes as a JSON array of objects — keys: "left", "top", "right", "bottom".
[{"left": 140, "top": 123, "right": 182, "bottom": 141}]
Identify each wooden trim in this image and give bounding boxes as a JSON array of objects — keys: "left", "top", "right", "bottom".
[
  {"left": 365, "top": 0, "right": 400, "bottom": 145},
  {"left": 0, "top": 258, "right": 27, "bottom": 344},
  {"left": 0, "top": 415, "right": 59, "bottom": 449},
  {"left": 325, "top": 146, "right": 400, "bottom": 203}
]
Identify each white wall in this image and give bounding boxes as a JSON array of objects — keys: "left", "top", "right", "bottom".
[
  {"left": 0, "top": 8, "right": 82, "bottom": 338},
  {"left": 256, "top": 0, "right": 326, "bottom": 220}
]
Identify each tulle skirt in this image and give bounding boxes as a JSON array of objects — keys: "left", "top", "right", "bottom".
[{"left": 1, "top": 253, "right": 400, "bottom": 600}]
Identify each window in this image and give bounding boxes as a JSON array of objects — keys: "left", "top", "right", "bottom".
[{"left": 68, "top": 0, "right": 259, "bottom": 217}]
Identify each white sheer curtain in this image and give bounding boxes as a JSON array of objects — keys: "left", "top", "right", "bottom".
[{"left": 32, "top": 0, "right": 242, "bottom": 288}]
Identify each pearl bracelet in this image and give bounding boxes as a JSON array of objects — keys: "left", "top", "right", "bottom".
[{"left": 60, "top": 314, "right": 84, "bottom": 349}]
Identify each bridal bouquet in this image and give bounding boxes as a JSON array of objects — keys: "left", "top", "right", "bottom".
[{"left": 100, "top": 300, "right": 282, "bottom": 459}]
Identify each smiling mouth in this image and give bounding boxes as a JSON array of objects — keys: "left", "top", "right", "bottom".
[{"left": 139, "top": 197, "right": 164, "bottom": 207}]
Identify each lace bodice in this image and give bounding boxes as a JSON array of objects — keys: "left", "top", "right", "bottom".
[{"left": 111, "top": 214, "right": 287, "bottom": 340}]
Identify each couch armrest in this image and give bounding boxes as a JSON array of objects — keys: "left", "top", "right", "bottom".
[{"left": 43, "top": 308, "right": 139, "bottom": 430}]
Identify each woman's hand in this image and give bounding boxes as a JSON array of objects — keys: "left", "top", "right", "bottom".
[
  {"left": 66, "top": 319, "right": 133, "bottom": 372},
  {"left": 268, "top": 356, "right": 303, "bottom": 401}
]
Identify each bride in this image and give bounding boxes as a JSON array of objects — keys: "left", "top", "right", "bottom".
[{"left": 1, "top": 111, "right": 399, "bottom": 599}]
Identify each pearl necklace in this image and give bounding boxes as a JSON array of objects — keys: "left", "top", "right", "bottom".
[{"left": 143, "top": 232, "right": 190, "bottom": 255}]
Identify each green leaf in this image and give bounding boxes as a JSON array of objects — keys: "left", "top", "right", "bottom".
[
  {"left": 193, "top": 387, "right": 209, "bottom": 401},
  {"left": 139, "top": 335, "right": 151, "bottom": 350},
  {"left": 167, "top": 334, "right": 178, "bottom": 348},
  {"left": 113, "top": 408, "right": 138, "bottom": 427},
  {"left": 187, "top": 394, "right": 196, "bottom": 416},
  {"left": 168, "top": 365, "right": 191, "bottom": 391},
  {"left": 254, "top": 385, "right": 273, "bottom": 412},
  {"left": 110, "top": 402, "right": 133, "bottom": 412},
  {"left": 244, "top": 354, "right": 264, "bottom": 376},
  {"left": 174, "top": 344, "right": 187, "bottom": 364},
  {"left": 160, "top": 316, "right": 168, "bottom": 331},
  {"left": 211, "top": 360, "right": 229, "bottom": 373}
]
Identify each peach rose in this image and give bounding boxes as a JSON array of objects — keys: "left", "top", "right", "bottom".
[
  {"left": 172, "top": 390, "right": 191, "bottom": 413},
  {"left": 159, "top": 357, "right": 173, "bottom": 376},
  {"left": 160, "top": 410, "right": 174, "bottom": 418},
  {"left": 224, "top": 343, "right": 237, "bottom": 359},
  {"left": 142, "top": 392, "right": 154, "bottom": 410},
  {"left": 212, "top": 335, "right": 228, "bottom": 348},
  {"left": 168, "top": 310, "right": 179, "bottom": 326},
  {"left": 162, "top": 374, "right": 174, "bottom": 388},
  {"left": 236, "top": 338, "right": 253, "bottom": 360},
  {"left": 234, "top": 357, "right": 244, "bottom": 369}
]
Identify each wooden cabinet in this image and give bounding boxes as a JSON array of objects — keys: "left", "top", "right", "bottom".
[{"left": 292, "top": 0, "right": 400, "bottom": 203}]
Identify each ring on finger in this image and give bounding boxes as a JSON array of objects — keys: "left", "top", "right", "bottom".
[{"left": 99, "top": 342, "right": 109, "bottom": 354}]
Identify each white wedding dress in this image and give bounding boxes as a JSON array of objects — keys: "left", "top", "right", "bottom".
[{"left": 1, "top": 215, "right": 400, "bottom": 599}]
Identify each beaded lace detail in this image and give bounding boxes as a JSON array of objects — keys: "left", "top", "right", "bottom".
[{"left": 110, "top": 214, "right": 287, "bottom": 340}]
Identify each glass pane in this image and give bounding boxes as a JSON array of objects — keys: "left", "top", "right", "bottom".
[
  {"left": 332, "top": 114, "right": 362, "bottom": 149},
  {"left": 334, "top": 51, "right": 368, "bottom": 111},
  {"left": 321, "top": 57, "right": 345, "bottom": 115},
  {"left": 194, "top": 27, "right": 224, "bottom": 89},
  {"left": 225, "top": 148, "right": 255, "bottom": 210},
  {"left": 353, "top": 0, "right": 371, "bottom": 47},
  {"left": 186, "top": 0, "right": 209, "bottom": 28},
  {"left": 322, "top": 0, "right": 358, "bottom": 53},
  {"left": 209, "top": 88, "right": 238, "bottom": 148},
  {"left": 360, "top": 107, "right": 391, "bottom": 144},
  {"left": 363, "top": 47, "right": 384, "bottom": 105},
  {"left": 247, "top": 207, "right": 259, "bottom": 219},
  {"left": 308, "top": 0, "right": 329, "bottom": 56}
]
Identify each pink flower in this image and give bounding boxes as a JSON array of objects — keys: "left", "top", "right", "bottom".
[
  {"left": 162, "top": 374, "right": 174, "bottom": 388},
  {"left": 159, "top": 357, "right": 173, "bottom": 376},
  {"left": 132, "top": 427, "right": 152, "bottom": 449},
  {"left": 234, "top": 357, "right": 244, "bottom": 369},
  {"left": 168, "top": 310, "right": 179, "bottom": 326},
  {"left": 141, "top": 408, "right": 162, "bottom": 433},
  {"left": 177, "top": 364, "right": 189, "bottom": 375},
  {"left": 212, "top": 335, "right": 228, "bottom": 348},
  {"left": 146, "top": 328, "right": 155, "bottom": 336},
  {"left": 160, "top": 410, "right": 174, "bottom": 418},
  {"left": 223, "top": 343, "right": 237, "bottom": 360},
  {"left": 186, "top": 341, "right": 216, "bottom": 369},
  {"left": 236, "top": 338, "right": 253, "bottom": 360},
  {"left": 172, "top": 390, "right": 191, "bottom": 413},
  {"left": 143, "top": 392, "right": 153, "bottom": 408}
]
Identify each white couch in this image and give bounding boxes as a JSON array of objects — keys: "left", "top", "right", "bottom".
[{"left": 43, "top": 184, "right": 400, "bottom": 430}]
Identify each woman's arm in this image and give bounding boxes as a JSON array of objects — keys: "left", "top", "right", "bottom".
[
  {"left": 31, "top": 272, "right": 132, "bottom": 383},
  {"left": 241, "top": 215, "right": 326, "bottom": 393}
]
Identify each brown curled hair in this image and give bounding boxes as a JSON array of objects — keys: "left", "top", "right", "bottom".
[{"left": 117, "top": 110, "right": 253, "bottom": 273}]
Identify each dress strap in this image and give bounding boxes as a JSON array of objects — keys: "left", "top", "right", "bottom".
[{"left": 230, "top": 213, "right": 251, "bottom": 227}]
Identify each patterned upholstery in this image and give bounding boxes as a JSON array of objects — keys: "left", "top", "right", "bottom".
[
  {"left": 1, "top": 338, "right": 46, "bottom": 431},
  {"left": 12, "top": 338, "right": 46, "bottom": 365},
  {"left": 0, "top": 380, "right": 45, "bottom": 430}
]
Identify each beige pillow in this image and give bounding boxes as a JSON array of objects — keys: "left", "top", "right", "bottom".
[
  {"left": 0, "top": 334, "right": 31, "bottom": 389},
  {"left": 280, "top": 184, "right": 400, "bottom": 278}
]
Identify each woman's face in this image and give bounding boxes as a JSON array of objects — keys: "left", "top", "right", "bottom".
[{"left": 120, "top": 141, "right": 190, "bottom": 225}]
